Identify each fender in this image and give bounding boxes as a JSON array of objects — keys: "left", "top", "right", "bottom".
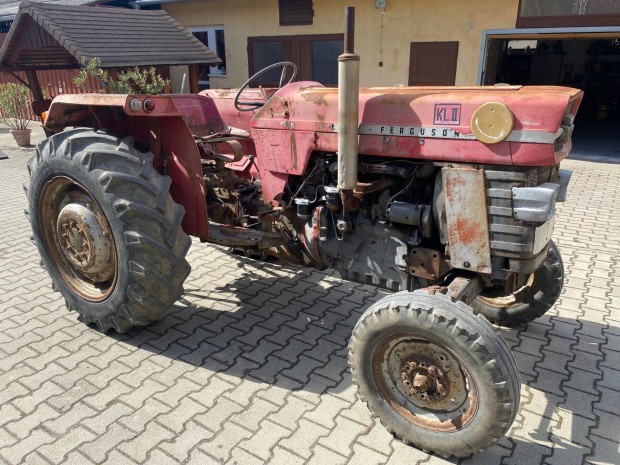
[{"left": 44, "top": 94, "right": 226, "bottom": 239}]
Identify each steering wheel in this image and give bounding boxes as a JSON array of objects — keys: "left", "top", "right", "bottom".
[{"left": 234, "top": 62, "right": 297, "bottom": 112}]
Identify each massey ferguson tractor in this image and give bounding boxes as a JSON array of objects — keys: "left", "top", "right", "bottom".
[{"left": 26, "top": 7, "right": 582, "bottom": 457}]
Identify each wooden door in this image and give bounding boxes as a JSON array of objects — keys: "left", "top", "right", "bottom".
[
  {"left": 409, "top": 41, "right": 459, "bottom": 86},
  {"left": 248, "top": 34, "right": 343, "bottom": 86}
]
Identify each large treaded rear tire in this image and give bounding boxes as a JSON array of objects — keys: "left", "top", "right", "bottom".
[
  {"left": 348, "top": 290, "right": 520, "bottom": 458},
  {"left": 25, "top": 128, "right": 191, "bottom": 333},
  {"left": 471, "top": 240, "right": 563, "bottom": 327}
]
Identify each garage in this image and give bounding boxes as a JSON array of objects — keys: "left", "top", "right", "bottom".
[
  {"left": 481, "top": 30, "right": 620, "bottom": 161},
  {"left": 478, "top": 1, "right": 620, "bottom": 160}
]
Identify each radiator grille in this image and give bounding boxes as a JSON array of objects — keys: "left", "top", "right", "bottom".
[{"left": 485, "top": 165, "right": 558, "bottom": 258}]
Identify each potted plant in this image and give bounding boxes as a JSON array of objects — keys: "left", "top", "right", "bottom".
[{"left": 0, "top": 83, "right": 31, "bottom": 147}]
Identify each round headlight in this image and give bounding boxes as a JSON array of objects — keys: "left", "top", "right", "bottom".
[
  {"left": 129, "top": 98, "right": 142, "bottom": 112},
  {"left": 471, "top": 102, "right": 514, "bottom": 144}
]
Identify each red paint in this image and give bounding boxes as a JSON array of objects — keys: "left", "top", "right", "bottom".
[{"left": 41, "top": 80, "right": 583, "bottom": 225}]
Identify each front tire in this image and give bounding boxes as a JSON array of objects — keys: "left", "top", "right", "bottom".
[
  {"left": 348, "top": 290, "right": 520, "bottom": 457},
  {"left": 25, "top": 129, "right": 191, "bottom": 333},
  {"left": 471, "top": 240, "right": 563, "bottom": 327}
]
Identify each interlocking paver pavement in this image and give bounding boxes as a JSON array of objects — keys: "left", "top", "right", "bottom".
[{"left": 1, "top": 126, "right": 619, "bottom": 464}]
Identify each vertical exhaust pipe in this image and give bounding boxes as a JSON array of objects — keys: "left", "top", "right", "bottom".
[{"left": 337, "top": 6, "right": 360, "bottom": 197}]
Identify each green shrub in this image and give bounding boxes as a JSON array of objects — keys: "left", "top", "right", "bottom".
[
  {"left": 75, "top": 57, "right": 170, "bottom": 95},
  {"left": 0, "top": 83, "right": 31, "bottom": 130}
]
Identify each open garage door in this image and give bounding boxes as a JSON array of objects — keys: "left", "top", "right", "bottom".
[{"left": 481, "top": 32, "right": 620, "bottom": 161}]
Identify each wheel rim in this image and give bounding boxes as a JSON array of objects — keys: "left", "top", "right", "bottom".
[
  {"left": 477, "top": 272, "right": 536, "bottom": 308},
  {"left": 372, "top": 334, "right": 478, "bottom": 432},
  {"left": 39, "top": 176, "right": 117, "bottom": 302}
]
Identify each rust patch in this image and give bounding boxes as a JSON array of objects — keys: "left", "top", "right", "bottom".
[
  {"left": 453, "top": 218, "right": 479, "bottom": 248},
  {"left": 290, "top": 131, "right": 298, "bottom": 171},
  {"left": 372, "top": 334, "right": 478, "bottom": 433},
  {"left": 353, "top": 179, "right": 394, "bottom": 198},
  {"left": 442, "top": 167, "right": 492, "bottom": 273},
  {"left": 407, "top": 248, "right": 450, "bottom": 280},
  {"left": 299, "top": 89, "right": 330, "bottom": 106}
]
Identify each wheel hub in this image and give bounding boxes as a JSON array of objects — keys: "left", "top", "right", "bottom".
[
  {"left": 387, "top": 340, "right": 469, "bottom": 412},
  {"left": 400, "top": 359, "right": 448, "bottom": 398},
  {"left": 56, "top": 203, "right": 113, "bottom": 281}
]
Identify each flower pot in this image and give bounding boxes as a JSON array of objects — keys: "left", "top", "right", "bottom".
[{"left": 10, "top": 128, "right": 31, "bottom": 147}]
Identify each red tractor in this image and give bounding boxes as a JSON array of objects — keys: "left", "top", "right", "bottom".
[{"left": 26, "top": 8, "right": 581, "bottom": 457}]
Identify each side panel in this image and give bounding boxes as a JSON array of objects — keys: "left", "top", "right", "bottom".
[
  {"left": 251, "top": 129, "right": 317, "bottom": 203},
  {"left": 442, "top": 167, "right": 492, "bottom": 274}
]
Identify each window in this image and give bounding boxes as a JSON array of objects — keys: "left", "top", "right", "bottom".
[
  {"left": 279, "top": 0, "right": 314, "bottom": 26},
  {"left": 517, "top": 0, "right": 620, "bottom": 27},
  {"left": 190, "top": 26, "right": 226, "bottom": 90},
  {"left": 310, "top": 40, "right": 342, "bottom": 84},
  {"left": 248, "top": 34, "right": 343, "bottom": 87}
]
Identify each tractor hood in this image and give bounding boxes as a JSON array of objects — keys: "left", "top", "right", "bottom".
[{"left": 251, "top": 82, "right": 583, "bottom": 167}]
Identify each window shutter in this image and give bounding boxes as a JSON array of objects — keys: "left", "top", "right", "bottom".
[{"left": 279, "top": 0, "right": 314, "bottom": 26}]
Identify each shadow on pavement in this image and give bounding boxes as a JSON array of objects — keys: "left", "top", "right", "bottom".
[
  {"left": 108, "top": 252, "right": 614, "bottom": 460},
  {"left": 112, "top": 253, "right": 386, "bottom": 396},
  {"left": 498, "top": 313, "right": 615, "bottom": 462}
]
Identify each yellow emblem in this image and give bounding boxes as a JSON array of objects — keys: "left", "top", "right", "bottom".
[{"left": 471, "top": 102, "right": 514, "bottom": 144}]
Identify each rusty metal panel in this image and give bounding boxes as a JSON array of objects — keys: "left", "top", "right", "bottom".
[
  {"left": 442, "top": 166, "right": 492, "bottom": 274},
  {"left": 407, "top": 247, "right": 450, "bottom": 280}
]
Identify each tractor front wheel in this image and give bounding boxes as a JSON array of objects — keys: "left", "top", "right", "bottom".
[
  {"left": 25, "top": 129, "right": 191, "bottom": 333},
  {"left": 472, "top": 240, "right": 563, "bottom": 327},
  {"left": 348, "top": 290, "right": 520, "bottom": 457}
]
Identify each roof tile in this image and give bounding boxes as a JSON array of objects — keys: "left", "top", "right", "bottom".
[{"left": 0, "top": 0, "right": 221, "bottom": 68}]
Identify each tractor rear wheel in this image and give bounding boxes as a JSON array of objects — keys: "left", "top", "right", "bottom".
[
  {"left": 25, "top": 128, "right": 191, "bottom": 333},
  {"left": 348, "top": 290, "right": 520, "bottom": 457},
  {"left": 471, "top": 240, "right": 563, "bottom": 327}
]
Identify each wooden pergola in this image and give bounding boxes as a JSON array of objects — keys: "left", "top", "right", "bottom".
[{"left": 0, "top": 0, "right": 221, "bottom": 114}]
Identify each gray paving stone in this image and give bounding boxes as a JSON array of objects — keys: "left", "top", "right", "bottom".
[
  {"left": 237, "top": 419, "right": 290, "bottom": 461},
  {"left": 198, "top": 420, "right": 253, "bottom": 463},
  {"left": 318, "top": 416, "right": 369, "bottom": 457},
  {"left": 587, "top": 434, "right": 620, "bottom": 465},
  {"left": 117, "top": 421, "right": 176, "bottom": 462},
  {"left": 269, "top": 446, "right": 306, "bottom": 465},
  {"left": 307, "top": 444, "right": 348, "bottom": 465},
  {"left": 6, "top": 402, "right": 61, "bottom": 440},
  {"left": 280, "top": 418, "right": 330, "bottom": 459},
  {"left": 79, "top": 423, "right": 138, "bottom": 463},
  {"left": 385, "top": 439, "right": 430, "bottom": 464},
  {"left": 267, "top": 395, "right": 313, "bottom": 431},
  {"left": 226, "top": 446, "right": 264, "bottom": 465},
  {"left": 0, "top": 404, "right": 21, "bottom": 429},
  {"left": 596, "top": 387, "right": 620, "bottom": 416},
  {"left": 1, "top": 148, "right": 619, "bottom": 465},
  {"left": 37, "top": 426, "right": 97, "bottom": 464},
  {"left": 230, "top": 397, "right": 279, "bottom": 432},
  {"left": 0, "top": 429, "right": 55, "bottom": 464},
  {"left": 195, "top": 396, "right": 245, "bottom": 433},
  {"left": 158, "top": 420, "right": 214, "bottom": 462},
  {"left": 12, "top": 380, "right": 63, "bottom": 414},
  {"left": 119, "top": 397, "right": 172, "bottom": 433}
]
